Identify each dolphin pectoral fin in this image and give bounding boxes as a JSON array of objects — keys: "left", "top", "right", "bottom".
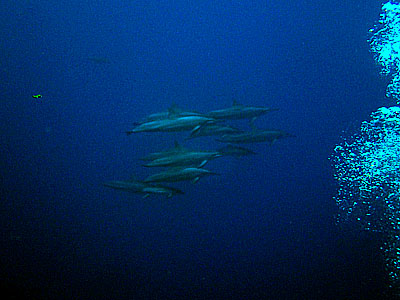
[
  {"left": 269, "top": 139, "right": 276, "bottom": 146},
  {"left": 191, "top": 125, "right": 201, "bottom": 135},
  {"left": 192, "top": 177, "right": 200, "bottom": 184},
  {"left": 168, "top": 192, "right": 173, "bottom": 198},
  {"left": 198, "top": 160, "right": 208, "bottom": 168},
  {"left": 143, "top": 194, "right": 150, "bottom": 199},
  {"left": 189, "top": 127, "right": 199, "bottom": 137},
  {"left": 188, "top": 125, "right": 201, "bottom": 138}
]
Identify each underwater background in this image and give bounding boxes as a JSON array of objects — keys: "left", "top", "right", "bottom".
[{"left": 0, "top": 0, "right": 394, "bottom": 299}]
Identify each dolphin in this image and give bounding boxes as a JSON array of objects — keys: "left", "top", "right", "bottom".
[
  {"left": 205, "top": 100, "right": 278, "bottom": 123},
  {"left": 144, "top": 104, "right": 203, "bottom": 122},
  {"left": 216, "top": 130, "right": 294, "bottom": 144},
  {"left": 140, "top": 141, "right": 189, "bottom": 161},
  {"left": 126, "top": 115, "right": 216, "bottom": 134},
  {"left": 217, "top": 144, "right": 256, "bottom": 157},
  {"left": 187, "top": 123, "right": 242, "bottom": 139},
  {"left": 143, "top": 150, "right": 222, "bottom": 168},
  {"left": 144, "top": 167, "right": 219, "bottom": 184},
  {"left": 103, "top": 179, "right": 183, "bottom": 198}
]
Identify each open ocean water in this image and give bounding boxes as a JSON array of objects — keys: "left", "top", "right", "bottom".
[{"left": 0, "top": 1, "right": 395, "bottom": 299}]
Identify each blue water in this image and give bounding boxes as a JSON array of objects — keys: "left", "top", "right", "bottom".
[{"left": 0, "top": 1, "right": 393, "bottom": 299}]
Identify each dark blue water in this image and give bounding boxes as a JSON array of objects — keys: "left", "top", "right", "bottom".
[{"left": 0, "top": 1, "right": 393, "bottom": 299}]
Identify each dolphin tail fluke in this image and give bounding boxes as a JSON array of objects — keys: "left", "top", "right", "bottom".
[{"left": 126, "top": 131, "right": 133, "bottom": 136}]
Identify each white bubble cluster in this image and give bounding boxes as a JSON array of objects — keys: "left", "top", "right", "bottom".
[
  {"left": 370, "top": 2, "right": 400, "bottom": 102},
  {"left": 332, "top": 2, "right": 400, "bottom": 288},
  {"left": 333, "top": 107, "right": 400, "bottom": 285}
]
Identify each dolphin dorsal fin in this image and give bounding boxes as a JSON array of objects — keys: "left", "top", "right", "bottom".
[
  {"left": 174, "top": 140, "right": 182, "bottom": 149},
  {"left": 250, "top": 117, "right": 257, "bottom": 129},
  {"left": 232, "top": 99, "right": 242, "bottom": 107},
  {"left": 250, "top": 121, "right": 257, "bottom": 132},
  {"left": 168, "top": 103, "right": 182, "bottom": 116}
]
